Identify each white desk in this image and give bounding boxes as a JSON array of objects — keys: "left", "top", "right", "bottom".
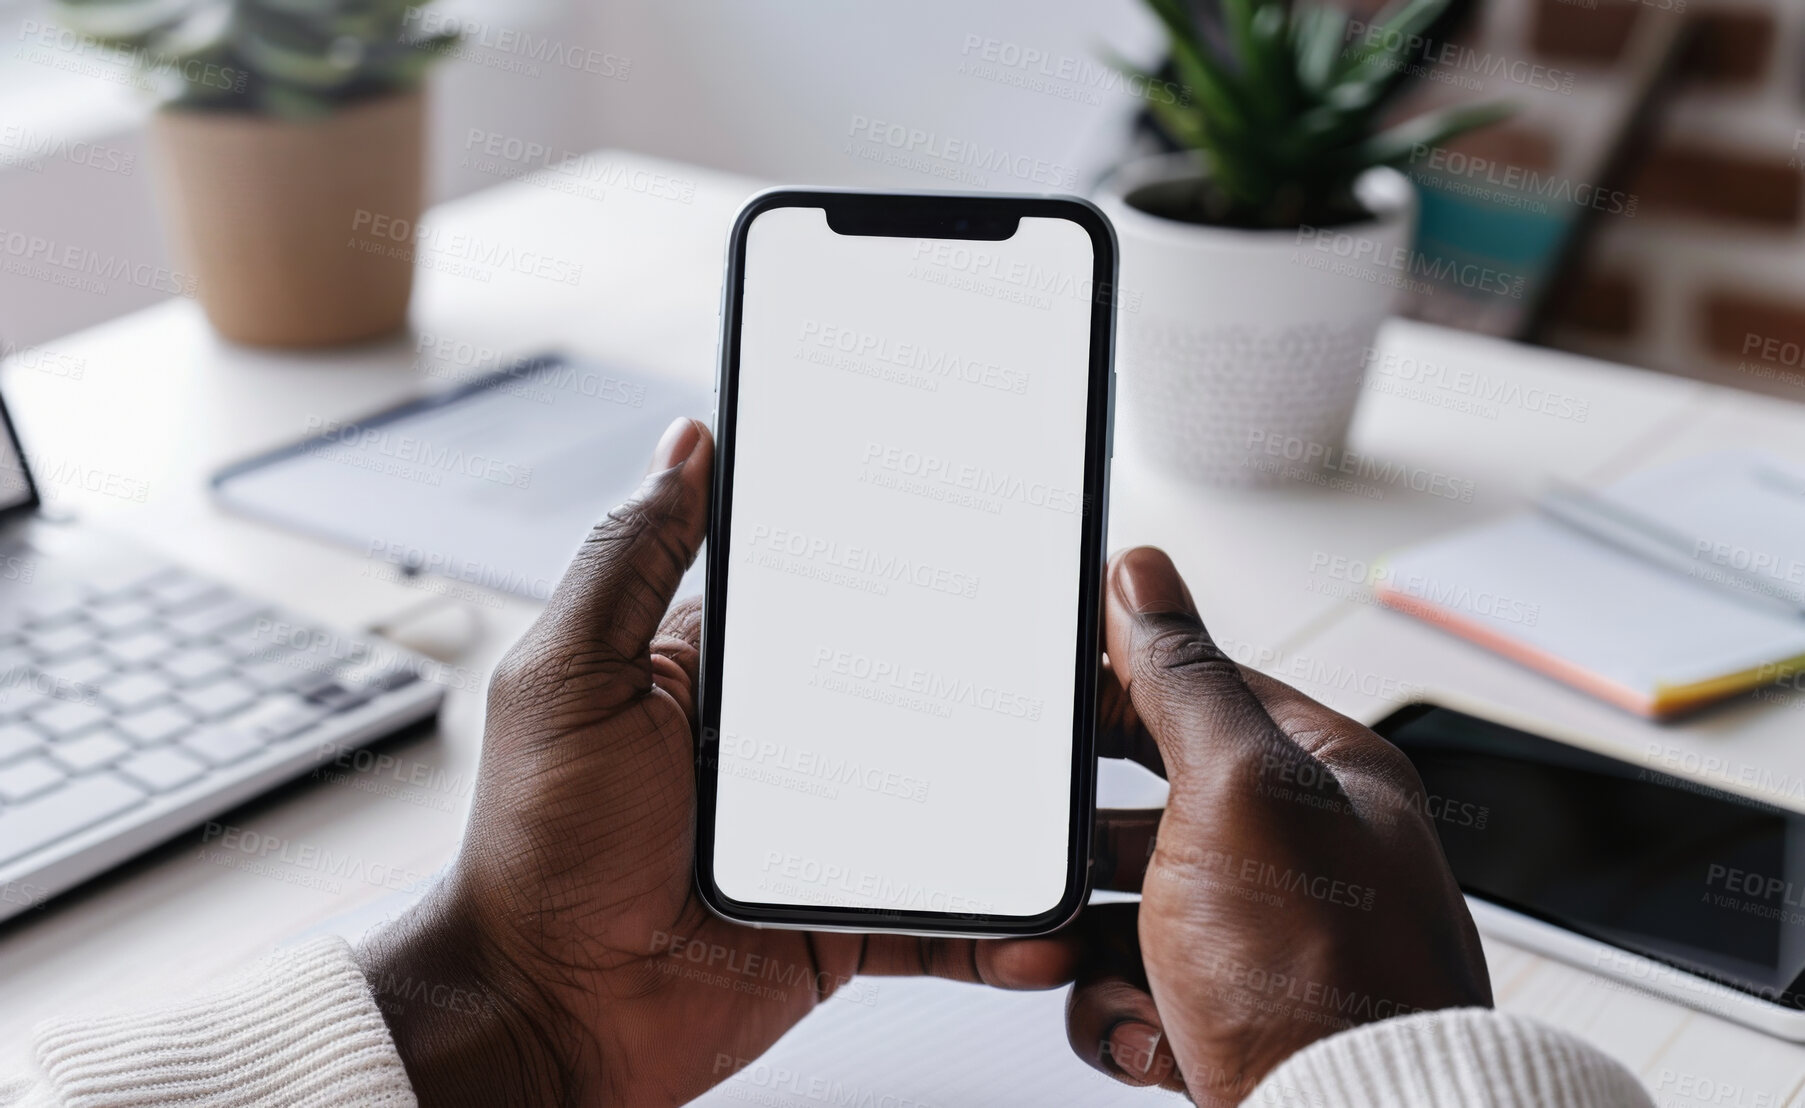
[{"left": 3, "top": 152, "right": 1801, "bottom": 1106}]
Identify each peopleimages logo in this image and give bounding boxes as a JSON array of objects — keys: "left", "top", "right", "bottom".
[
  {"left": 957, "top": 33, "right": 1189, "bottom": 106},
  {"left": 1309, "top": 551, "right": 1539, "bottom": 626},
  {"left": 1342, "top": 22, "right": 1576, "bottom": 94},
  {"left": 350, "top": 210, "right": 584, "bottom": 287},
  {"left": 1362, "top": 346, "right": 1591, "bottom": 423},
  {"left": 1408, "top": 145, "right": 1637, "bottom": 217},
  {"left": 796, "top": 320, "right": 1029, "bottom": 395},
  {"left": 809, "top": 646, "right": 1045, "bottom": 722},
  {"left": 716, "top": 729, "right": 931, "bottom": 803},
  {"left": 846, "top": 115, "right": 1077, "bottom": 189},
  {"left": 0, "top": 123, "right": 135, "bottom": 176},
  {"left": 15, "top": 19, "right": 247, "bottom": 93},
  {"left": 1246, "top": 431, "right": 1477, "bottom": 503},
  {"left": 401, "top": 7, "right": 631, "bottom": 79},
  {"left": 1294, "top": 226, "right": 1524, "bottom": 300},
  {"left": 745, "top": 524, "right": 981, "bottom": 600},
  {"left": 0, "top": 227, "right": 198, "bottom": 297},
  {"left": 861, "top": 441, "right": 1082, "bottom": 514},
  {"left": 302, "top": 415, "right": 534, "bottom": 489}
]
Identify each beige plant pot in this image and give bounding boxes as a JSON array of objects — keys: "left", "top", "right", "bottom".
[{"left": 153, "top": 90, "right": 425, "bottom": 348}]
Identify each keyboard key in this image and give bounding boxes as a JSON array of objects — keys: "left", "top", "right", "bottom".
[
  {"left": 177, "top": 678, "right": 259, "bottom": 720},
  {"left": 0, "top": 645, "right": 33, "bottom": 679},
  {"left": 0, "top": 680, "right": 50, "bottom": 720},
  {"left": 289, "top": 668, "right": 352, "bottom": 701},
  {"left": 20, "top": 586, "right": 86, "bottom": 627},
  {"left": 114, "top": 703, "right": 198, "bottom": 746},
  {"left": 302, "top": 681, "right": 373, "bottom": 712},
  {"left": 97, "top": 670, "right": 176, "bottom": 712},
  {"left": 240, "top": 654, "right": 321, "bottom": 691},
  {"left": 0, "top": 774, "right": 146, "bottom": 866},
  {"left": 159, "top": 645, "right": 235, "bottom": 685},
  {"left": 0, "top": 722, "right": 45, "bottom": 763},
  {"left": 116, "top": 748, "right": 206, "bottom": 793},
  {"left": 48, "top": 731, "right": 131, "bottom": 774},
  {"left": 87, "top": 598, "right": 158, "bottom": 634},
  {"left": 146, "top": 573, "right": 221, "bottom": 611},
  {"left": 83, "top": 562, "right": 176, "bottom": 600},
  {"left": 27, "top": 622, "right": 98, "bottom": 661},
  {"left": 167, "top": 597, "right": 267, "bottom": 640},
  {"left": 335, "top": 660, "right": 419, "bottom": 694},
  {"left": 181, "top": 725, "right": 263, "bottom": 767},
  {"left": 221, "top": 695, "right": 330, "bottom": 742},
  {"left": 0, "top": 756, "right": 66, "bottom": 802},
  {"left": 220, "top": 622, "right": 295, "bottom": 660},
  {"left": 102, "top": 628, "right": 179, "bottom": 667},
  {"left": 39, "top": 653, "right": 112, "bottom": 691},
  {"left": 30, "top": 698, "right": 108, "bottom": 739}
]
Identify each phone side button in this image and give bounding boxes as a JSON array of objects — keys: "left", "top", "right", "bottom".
[{"left": 1106, "top": 369, "right": 1117, "bottom": 457}]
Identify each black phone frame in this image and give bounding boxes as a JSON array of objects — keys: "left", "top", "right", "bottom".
[{"left": 694, "top": 189, "right": 1118, "bottom": 936}]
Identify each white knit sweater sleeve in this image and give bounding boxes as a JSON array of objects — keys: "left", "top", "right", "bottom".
[
  {"left": 0, "top": 947, "right": 1649, "bottom": 1107},
  {"left": 0, "top": 936, "right": 415, "bottom": 1108},
  {"left": 1248, "top": 1007, "right": 1654, "bottom": 1107}
]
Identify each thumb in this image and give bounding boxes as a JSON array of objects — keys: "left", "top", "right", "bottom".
[
  {"left": 533, "top": 417, "right": 712, "bottom": 684},
  {"left": 1103, "top": 547, "right": 1290, "bottom": 788}
]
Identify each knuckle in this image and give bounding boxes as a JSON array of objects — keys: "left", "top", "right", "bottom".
[
  {"left": 1140, "top": 625, "right": 1241, "bottom": 694},
  {"left": 487, "top": 637, "right": 553, "bottom": 708},
  {"left": 656, "top": 596, "right": 704, "bottom": 647}
]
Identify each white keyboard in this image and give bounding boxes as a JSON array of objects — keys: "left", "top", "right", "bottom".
[{"left": 0, "top": 536, "right": 444, "bottom": 923}]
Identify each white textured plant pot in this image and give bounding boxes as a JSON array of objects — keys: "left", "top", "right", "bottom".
[{"left": 1097, "top": 153, "right": 1417, "bottom": 486}]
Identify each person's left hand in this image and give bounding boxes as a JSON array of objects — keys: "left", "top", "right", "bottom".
[{"left": 358, "top": 417, "right": 1082, "bottom": 1108}]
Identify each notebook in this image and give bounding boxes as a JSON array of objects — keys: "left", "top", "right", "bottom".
[
  {"left": 1375, "top": 451, "right": 1805, "bottom": 718},
  {"left": 212, "top": 354, "right": 711, "bottom": 603}
]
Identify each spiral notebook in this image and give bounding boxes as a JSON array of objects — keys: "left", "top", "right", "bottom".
[{"left": 1375, "top": 451, "right": 1805, "bottom": 718}]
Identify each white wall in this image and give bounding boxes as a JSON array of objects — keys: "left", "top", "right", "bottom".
[
  {"left": 0, "top": 0, "right": 614, "bottom": 349},
  {"left": 1, "top": 0, "right": 1163, "bottom": 350},
  {"left": 585, "top": 0, "right": 1162, "bottom": 191}
]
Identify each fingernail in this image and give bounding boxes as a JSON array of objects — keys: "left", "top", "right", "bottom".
[
  {"left": 1106, "top": 1020, "right": 1163, "bottom": 1079},
  {"left": 1118, "top": 547, "right": 1192, "bottom": 616},
  {"left": 651, "top": 418, "right": 699, "bottom": 472}
]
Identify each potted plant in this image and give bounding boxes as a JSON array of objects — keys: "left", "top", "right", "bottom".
[
  {"left": 52, "top": 0, "right": 457, "bottom": 347},
  {"left": 1101, "top": 0, "right": 1510, "bottom": 485}
]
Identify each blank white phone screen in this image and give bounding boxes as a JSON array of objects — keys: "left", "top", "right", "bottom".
[{"left": 713, "top": 207, "right": 1097, "bottom": 919}]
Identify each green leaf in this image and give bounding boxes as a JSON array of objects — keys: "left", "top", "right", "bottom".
[
  {"left": 1349, "top": 101, "right": 1517, "bottom": 169},
  {"left": 1342, "top": 0, "right": 1447, "bottom": 83},
  {"left": 1241, "top": 3, "right": 1296, "bottom": 122},
  {"left": 1294, "top": 5, "right": 1348, "bottom": 95},
  {"left": 1140, "top": 0, "right": 1253, "bottom": 139},
  {"left": 48, "top": 0, "right": 193, "bottom": 43},
  {"left": 49, "top": 0, "right": 455, "bottom": 113}
]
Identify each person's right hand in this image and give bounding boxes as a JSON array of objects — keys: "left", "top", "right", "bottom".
[{"left": 1068, "top": 547, "right": 1492, "bottom": 1103}]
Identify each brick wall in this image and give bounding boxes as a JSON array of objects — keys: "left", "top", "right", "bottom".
[{"left": 1401, "top": 0, "right": 1805, "bottom": 400}]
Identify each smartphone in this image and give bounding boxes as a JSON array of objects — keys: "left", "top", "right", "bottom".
[
  {"left": 1376, "top": 701, "right": 1805, "bottom": 1041},
  {"left": 695, "top": 190, "right": 1117, "bottom": 937}
]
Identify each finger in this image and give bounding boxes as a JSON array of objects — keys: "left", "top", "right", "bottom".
[
  {"left": 648, "top": 596, "right": 702, "bottom": 709},
  {"left": 1237, "top": 665, "right": 1414, "bottom": 778},
  {"left": 532, "top": 417, "right": 712, "bottom": 693},
  {"left": 1091, "top": 808, "right": 1162, "bottom": 892},
  {"left": 1103, "top": 546, "right": 1295, "bottom": 787},
  {"left": 1096, "top": 656, "right": 1165, "bottom": 777},
  {"left": 1067, "top": 978, "right": 1179, "bottom": 1089},
  {"left": 855, "top": 933, "right": 1080, "bottom": 990},
  {"left": 1063, "top": 902, "right": 1182, "bottom": 1090}
]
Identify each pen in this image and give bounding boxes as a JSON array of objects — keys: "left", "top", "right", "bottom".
[{"left": 1536, "top": 479, "right": 1805, "bottom": 619}]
